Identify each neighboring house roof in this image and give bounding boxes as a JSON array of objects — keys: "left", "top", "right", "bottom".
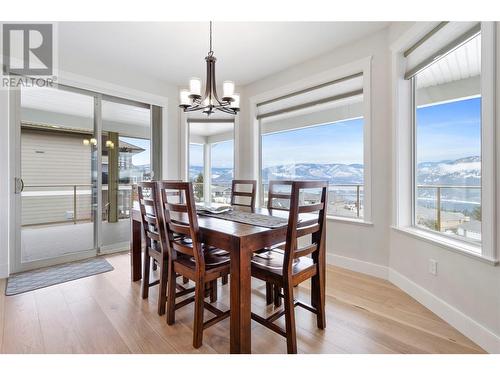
[{"left": 119, "top": 140, "right": 145, "bottom": 154}]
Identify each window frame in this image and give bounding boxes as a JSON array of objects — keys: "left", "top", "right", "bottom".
[
  {"left": 392, "top": 22, "right": 498, "bottom": 263},
  {"left": 250, "top": 56, "right": 373, "bottom": 224}
]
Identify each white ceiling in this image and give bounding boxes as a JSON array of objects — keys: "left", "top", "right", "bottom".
[
  {"left": 21, "top": 87, "right": 151, "bottom": 127},
  {"left": 189, "top": 121, "right": 234, "bottom": 137},
  {"left": 58, "top": 22, "right": 389, "bottom": 87},
  {"left": 416, "top": 34, "right": 481, "bottom": 89}
]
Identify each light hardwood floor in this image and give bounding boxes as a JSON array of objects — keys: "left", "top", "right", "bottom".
[{"left": 0, "top": 253, "right": 485, "bottom": 354}]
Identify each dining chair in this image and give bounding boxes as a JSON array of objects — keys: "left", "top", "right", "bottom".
[
  {"left": 137, "top": 181, "right": 169, "bottom": 315},
  {"left": 158, "top": 181, "right": 230, "bottom": 348},
  {"left": 250, "top": 180, "right": 328, "bottom": 354},
  {"left": 230, "top": 179, "right": 257, "bottom": 208}
]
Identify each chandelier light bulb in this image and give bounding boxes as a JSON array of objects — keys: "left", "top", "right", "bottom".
[
  {"left": 180, "top": 89, "right": 191, "bottom": 106},
  {"left": 223, "top": 81, "right": 235, "bottom": 98},
  {"left": 189, "top": 78, "right": 202, "bottom": 97},
  {"left": 231, "top": 94, "right": 240, "bottom": 109}
]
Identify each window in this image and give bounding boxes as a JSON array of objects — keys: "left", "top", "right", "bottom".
[
  {"left": 188, "top": 121, "right": 235, "bottom": 205},
  {"left": 261, "top": 118, "right": 364, "bottom": 218},
  {"left": 257, "top": 72, "right": 366, "bottom": 219},
  {"left": 210, "top": 140, "right": 234, "bottom": 205},
  {"left": 189, "top": 143, "right": 204, "bottom": 203},
  {"left": 411, "top": 32, "right": 482, "bottom": 245}
]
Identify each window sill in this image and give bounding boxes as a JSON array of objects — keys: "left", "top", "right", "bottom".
[
  {"left": 391, "top": 226, "right": 499, "bottom": 266},
  {"left": 326, "top": 215, "right": 373, "bottom": 226}
]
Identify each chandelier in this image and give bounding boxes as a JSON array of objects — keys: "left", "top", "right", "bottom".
[{"left": 179, "top": 22, "right": 240, "bottom": 116}]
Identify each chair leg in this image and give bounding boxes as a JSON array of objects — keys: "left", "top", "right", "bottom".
[
  {"left": 193, "top": 280, "right": 205, "bottom": 348},
  {"left": 274, "top": 285, "right": 282, "bottom": 307},
  {"left": 166, "top": 262, "right": 177, "bottom": 325},
  {"left": 221, "top": 275, "right": 228, "bottom": 285},
  {"left": 210, "top": 280, "right": 218, "bottom": 303},
  {"left": 311, "top": 269, "right": 326, "bottom": 329},
  {"left": 265, "top": 282, "right": 274, "bottom": 305},
  {"left": 157, "top": 259, "right": 168, "bottom": 316},
  {"left": 183, "top": 276, "right": 189, "bottom": 284},
  {"left": 142, "top": 250, "right": 150, "bottom": 299},
  {"left": 283, "top": 283, "right": 298, "bottom": 354}
]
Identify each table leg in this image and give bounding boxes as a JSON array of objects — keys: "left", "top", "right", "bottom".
[
  {"left": 131, "top": 217, "right": 142, "bottom": 281},
  {"left": 229, "top": 237, "right": 252, "bottom": 354}
]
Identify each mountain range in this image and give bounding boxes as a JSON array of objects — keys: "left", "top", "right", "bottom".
[{"left": 190, "top": 156, "right": 481, "bottom": 186}]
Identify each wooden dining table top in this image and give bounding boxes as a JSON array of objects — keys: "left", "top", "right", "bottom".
[{"left": 132, "top": 204, "right": 316, "bottom": 241}]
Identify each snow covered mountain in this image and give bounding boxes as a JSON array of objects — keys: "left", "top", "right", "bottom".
[
  {"left": 262, "top": 163, "right": 364, "bottom": 184},
  {"left": 417, "top": 156, "right": 481, "bottom": 186},
  {"left": 190, "top": 156, "right": 481, "bottom": 186}
]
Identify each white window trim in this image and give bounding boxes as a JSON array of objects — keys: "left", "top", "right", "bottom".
[
  {"left": 248, "top": 56, "right": 373, "bottom": 224},
  {"left": 391, "top": 22, "right": 498, "bottom": 263}
]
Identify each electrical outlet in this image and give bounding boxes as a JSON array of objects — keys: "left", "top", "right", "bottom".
[{"left": 429, "top": 259, "right": 438, "bottom": 276}]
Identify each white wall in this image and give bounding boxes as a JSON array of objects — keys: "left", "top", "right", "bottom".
[{"left": 238, "top": 28, "right": 393, "bottom": 270}]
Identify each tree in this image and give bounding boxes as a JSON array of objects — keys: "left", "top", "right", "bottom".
[
  {"left": 472, "top": 206, "right": 481, "bottom": 221},
  {"left": 194, "top": 173, "right": 204, "bottom": 201}
]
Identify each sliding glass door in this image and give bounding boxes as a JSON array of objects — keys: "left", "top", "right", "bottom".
[
  {"left": 17, "top": 86, "right": 98, "bottom": 271},
  {"left": 13, "top": 85, "right": 152, "bottom": 272},
  {"left": 100, "top": 99, "right": 151, "bottom": 252}
]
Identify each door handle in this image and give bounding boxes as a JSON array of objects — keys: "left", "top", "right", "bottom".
[{"left": 14, "top": 177, "right": 24, "bottom": 194}]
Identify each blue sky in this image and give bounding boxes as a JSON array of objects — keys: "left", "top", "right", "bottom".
[
  {"left": 189, "top": 143, "right": 204, "bottom": 168},
  {"left": 190, "top": 140, "right": 234, "bottom": 168},
  {"left": 416, "top": 97, "right": 481, "bottom": 163},
  {"left": 262, "top": 118, "right": 364, "bottom": 168},
  {"left": 188, "top": 97, "right": 481, "bottom": 170},
  {"left": 120, "top": 136, "right": 151, "bottom": 166}
]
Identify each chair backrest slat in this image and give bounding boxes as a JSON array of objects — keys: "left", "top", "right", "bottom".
[
  {"left": 296, "top": 223, "right": 320, "bottom": 238},
  {"left": 298, "top": 203, "right": 324, "bottom": 213},
  {"left": 294, "top": 243, "right": 318, "bottom": 259},
  {"left": 168, "top": 221, "right": 191, "bottom": 236},
  {"left": 166, "top": 202, "right": 188, "bottom": 213},
  {"left": 231, "top": 179, "right": 256, "bottom": 208}
]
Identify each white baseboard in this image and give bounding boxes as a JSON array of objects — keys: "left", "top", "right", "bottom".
[
  {"left": 326, "top": 252, "right": 500, "bottom": 353},
  {"left": 327, "top": 253, "right": 389, "bottom": 280},
  {"left": 388, "top": 268, "right": 500, "bottom": 354}
]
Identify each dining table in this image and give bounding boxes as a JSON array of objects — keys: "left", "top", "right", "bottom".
[{"left": 130, "top": 203, "right": 322, "bottom": 354}]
